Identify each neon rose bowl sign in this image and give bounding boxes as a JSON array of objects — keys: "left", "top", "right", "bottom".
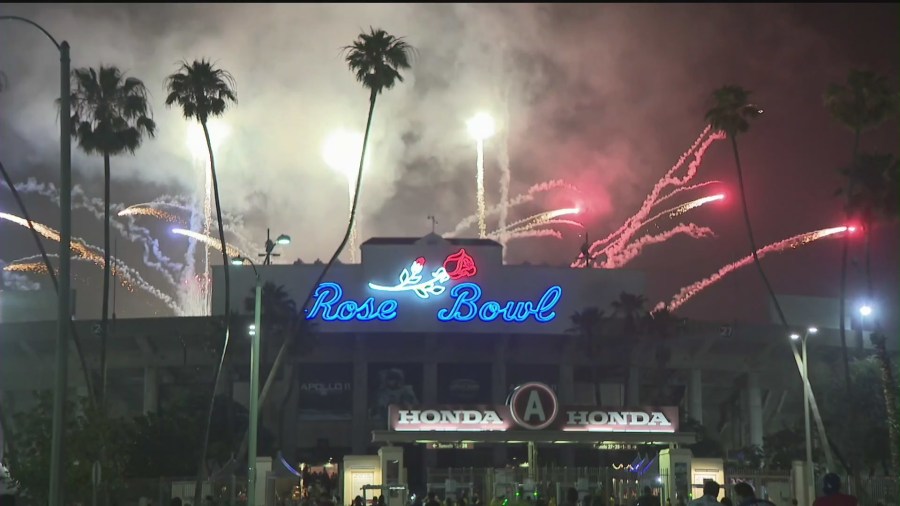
[{"left": 305, "top": 248, "right": 563, "bottom": 323}]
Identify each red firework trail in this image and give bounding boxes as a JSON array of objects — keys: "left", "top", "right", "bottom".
[
  {"left": 655, "top": 226, "right": 850, "bottom": 312},
  {"left": 598, "top": 130, "right": 725, "bottom": 260},
  {"left": 604, "top": 223, "right": 716, "bottom": 268},
  {"left": 572, "top": 127, "right": 724, "bottom": 268}
]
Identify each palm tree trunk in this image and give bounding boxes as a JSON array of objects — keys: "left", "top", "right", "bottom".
[
  {"left": 101, "top": 153, "right": 111, "bottom": 407},
  {"left": 234, "top": 90, "right": 379, "bottom": 464},
  {"left": 730, "top": 137, "right": 788, "bottom": 327},
  {"left": 0, "top": 160, "right": 94, "bottom": 405},
  {"left": 194, "top": 119, "right": 232, "bottom": 506},
  {"left": 838, "top": 129, "right": 861, "bottom": 397}
]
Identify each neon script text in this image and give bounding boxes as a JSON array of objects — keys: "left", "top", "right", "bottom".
[{"left": 306, "top": 282, "right": 562, "bottom": 324}]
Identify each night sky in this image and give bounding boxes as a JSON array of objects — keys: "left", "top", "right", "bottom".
[{"left": 0, "top": 3, "right": 897, "bottom": 328}]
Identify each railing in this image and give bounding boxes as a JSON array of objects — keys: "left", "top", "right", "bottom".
[{"left": 425, "top": 466, "right": 658, "bottom": 506}]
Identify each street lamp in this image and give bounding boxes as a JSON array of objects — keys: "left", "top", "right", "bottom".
[
  {"left": 258, "top": 228, "right": 291, "bottom": 265},
  {"left": 859, "top": 304, "right": 873, "bottom": 318},
  {"left": 791, "top": 326, "right": 817, "bottom": 505},
  {"left": 231, "top": 256, "right": 261, "bottom": 506},
  {"left": 0, "top": 15, "right": 72, "bottom": 506},
  {"left": 466, "top": 113, "right": 495, "bottom": 239}
]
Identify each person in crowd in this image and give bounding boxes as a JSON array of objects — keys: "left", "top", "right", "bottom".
[
  {"left": 634, "top": 487, "right": 660, "bottom": 506},
  {"left": 563, "top": 488, "right": 579, "bottom": 506},
  {"left": 718, "top": 498, "right": 732, "bottom": 506},
  {"left": 732, "top": 483, "right": 774, "bottom": 506},
  {"left": 378, "top": 496, "right": 386, "bottom": 506},
  {"left": 689, "top": 481, "right": 721, "bottom": 506},
  {"left": 812, "top": 473, "right": 858, "bottom": 506},
  {"left": 426, "top": 492, "right": 441, "bottom": 506},
  {"left": 170, "top": 499, "right": 183, "bottom": 506}
]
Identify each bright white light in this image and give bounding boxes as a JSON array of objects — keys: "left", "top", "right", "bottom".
[
  {"left": 322, "top": 130, "right": 365, "bottom": 178},
  {"left": 248, "top": 323, "right": 256, "bottom": 336},
  {"left": 807, "top": 326, "right": 818, "bottom": 334},
  {"left": 859, "top": 305, "right": 873, "bottom": 317},
  {"left": 656, "top": 476, "right": 663, "bottom": 484},
  {"left": 790, "top": 333, "right": 800, "bottom": 341},
  {"left": 187, "top": 120, "right": 231, "bottom": 160},
  {"left": 467, "top": 112, "right": 496, "bottom": 141}
]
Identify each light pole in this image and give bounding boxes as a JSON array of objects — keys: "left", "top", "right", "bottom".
[
  {"left": 259, "top": 228, "right": 291, "bottom": 265},
  {"left": 791, "top": 325, "right": 817, "bottom": 504},
  {"left": 231, "top": 256, "right": 261, "bottom": 506},
  {"left": 0, "top": 15, "right": 71, "bottom": 506},
  {"left": 466, "top": 113, "right": 495, "bottom": 239}
]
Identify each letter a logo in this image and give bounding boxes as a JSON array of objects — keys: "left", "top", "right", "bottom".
[
  {"left": 524, "top": 391, "right": 546, "bottom": 422},
  {"left": 509, "top": 382, "right": 559, "bottom": 430}
]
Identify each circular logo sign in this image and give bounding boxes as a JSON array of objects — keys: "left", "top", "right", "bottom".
[{"left": 509, "top": 382, "right": 559, "bottom": 430}]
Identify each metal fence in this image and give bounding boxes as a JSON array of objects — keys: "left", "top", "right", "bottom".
[
  {"left": 723, "top": 467, "right": 794, "bottom": 505},
  {"left": 426, "top": 466, "right": 660, "bottom": 506}
]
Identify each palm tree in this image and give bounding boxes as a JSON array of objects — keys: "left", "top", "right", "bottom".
[
  {"left": 247, "top": 28, "right": 413, "bottom": 448},
  {"left": 643, "top": 308, "right": 683, "bottom": 404},
  {"left": 611, "top": 292, "right": 646, "bottom": 404},
  {"left": 705, "top": 86, "right": 789, "bottom": 331},
  {"left": 840, "top": 153, "right": 900, "bottom": 475},
  {"left": 164, "top": 59, "right": 236, "bottom": 504},
  {"left": 68, "top": 66, "right": 156, "bottom": 405},
  {"left": 569, "top": 307, "right": 609, "bottom": 404},
  {"left": 824, "top": 69, "right": 898, "bottom": 395},
  {"left": 244, "top": 282, "right": 296, "bottom": 337}
]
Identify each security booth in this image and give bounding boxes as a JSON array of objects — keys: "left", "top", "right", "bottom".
[{"left": 350, "top": 382, "right": 709, "bottom": 506}]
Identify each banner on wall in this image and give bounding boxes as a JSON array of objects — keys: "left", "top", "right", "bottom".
[
  {"left": 438, "top": 363, "right": 492, "bottom": 404},
  {"left": 297, "top": 363, "right": 353, "bottom": 420},
  {"left": 368, "top": 363, "right": 422, "bottom": 420}
]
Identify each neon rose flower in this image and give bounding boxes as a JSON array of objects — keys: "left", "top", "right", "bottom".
[
  {"left": 411, "top": 257, "right": 426, "bottom": 276},
  {"left": 442, "top": 248, "right": 477, "bottom": 280}
]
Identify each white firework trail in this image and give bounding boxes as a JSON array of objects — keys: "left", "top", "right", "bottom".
[
  {"left": 172, "top": 228, "right": 244, "bottom": 259},
  {"left": 497, "top": 85, "right": 512, "bottom": 261},
  {"left": 449, "top": 179, "right": 576, "bottom": 236},
  {"left": 0, "top": 212, "right": 179, "bottom": 311}
]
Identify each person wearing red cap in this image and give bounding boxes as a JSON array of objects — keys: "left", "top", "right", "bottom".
[{"left": 812, "top": 474, "right": 858, "bottom": 506}]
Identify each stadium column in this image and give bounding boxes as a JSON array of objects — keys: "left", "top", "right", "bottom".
[
  {"left": 492, "top": 334, "right": 510, "bottom": 467},
  {"left": 352, "top": 334, "right": 368, "bottom": 454},
  {"left": 746, "top": 372, "right": 763, "bottom": 448},
  {"left": 283, "top": 363, "right": 300, "bottom": 455},
  {"left": 688, "top": 369, "right": 702, "bottom": 424},
  {"left": 424, "top": 334, "right": 438, "bottom": 469},
  {"left": 627, "top": 366, "right": 640, "bottom": 405},
  {"left": 142, "top": 367, "right": 158, "bottom": 414},
  {"left": 559, "top": 341, "right": 575, "bottom": 467}
]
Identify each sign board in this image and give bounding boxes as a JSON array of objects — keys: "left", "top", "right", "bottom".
[
  {"left": 306, "top": 249, "right": 562, "bottom": 324},
  {"left": 426, "top": 442, "right": 475, "bottom": 450},
  {"left": 389, "top": 382, "right": 678, "bottom": 433}
]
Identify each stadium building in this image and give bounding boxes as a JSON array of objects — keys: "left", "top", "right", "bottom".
[{"left": 0, "top": 233, "right": 887, "bottom": 505}]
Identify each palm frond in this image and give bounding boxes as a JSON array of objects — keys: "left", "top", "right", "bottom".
[
  {"left": 164, "top": 59, "right": 237, "bottom": 123},
  {"left": 66, "top": 65, "right": 156, "bottom": 156},
  {"left": 343, "top": 27, "right": 414, "bottom": 96}
]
